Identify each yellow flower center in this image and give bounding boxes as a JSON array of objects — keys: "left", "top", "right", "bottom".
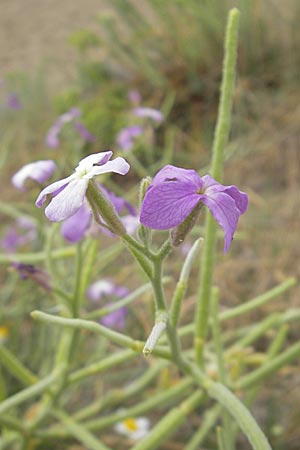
[
  {"left": 123, "top": 418, "right": 138, "bottom": 432},
  {"left": 0, "top": 326, "right": 9, "bottom": 341}
]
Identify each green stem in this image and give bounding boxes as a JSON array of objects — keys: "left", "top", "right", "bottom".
[
  {"left": 0, "top": 369, "right": 62, "bottom": 415},
  {"left": 0, "top": 345, "right": 37, "bottom": 385},
  {"left": 0, "top": 247, "right": 76, "bottom": 264},
  {"left": 53, "top": 409, "right": 111, "bottom": 450},
  {"left": 30, "top": 311, "right": 172, "bottom": 360},
  {"left": 131, "top": 391, "right": 204, "bottom": 450},
  {"left": 184, "top": 404, "right": 222, "bottom": 450},
  {"left": 194, "top": 8, "right": 240, "bottom": 367}
]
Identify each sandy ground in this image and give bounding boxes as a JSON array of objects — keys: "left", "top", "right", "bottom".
[{"left": 0, "top": 0, "right": 104, "bottom": 85}]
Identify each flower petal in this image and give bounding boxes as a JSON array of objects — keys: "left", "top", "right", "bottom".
[
  {"left": 140, "top": 181, "right": 201, "bottom": 229},
  {"left": 12, "top": 160, "right": 56, "bottom": 191},
  {"left": 35, "top": 175, "right": 74, "bottom": 207},
  {"left": 200, "top": 191, "right": 241, "bottom": 253},
  {"left": 202, "top": 175, "right": 248, "bottom": 214},
  {"left": 44, "top": 178, "right": 88, "bottom": 222},
  {"left": 133, "top": 107, "right": 164, "bottom": 123},
  {"left": 88, "top": 157, "right": 130, "bottom": 178},
  {"left": 61, "top": 204, "right": 92, "bottom": 242},
  {"left": 87, "top": 280, "right": 116, "bottom": 302},
  {"left": 151, "top": 165, "right": 203, "bottom": 190}
]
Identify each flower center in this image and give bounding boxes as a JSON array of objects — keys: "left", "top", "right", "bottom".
[{"left": 123, "top": 418, "right": 138, "bottom": 432}]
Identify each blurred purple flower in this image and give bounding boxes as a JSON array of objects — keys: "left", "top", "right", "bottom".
[
  {"left": 12, "top": 263, "right": 52, "bottom": 291},
  {"left": 36, "top": 151, "right": 130, "bottom": 222},
  {"left": 87, "top": 279, "right": 129, "bottom": 329},
  {"left": 133, "top": 107, "right": 164, "bottom": 123},
  {"left": 0, "top": 217, "right": 37, "bottom": 253},
  {"left": 140, "top": 165, "right": 248, "bottom": 253},
  {"left": 45, "top": 107, "right": 95, "bottom": 148},
  {"left": 11, "top": 160, "right": 56, "bottom": 191},
  {"left": 61, "top": 185, "right": 137, "bottom": 243},
  {"left": 6, "top": 93, "right": 22, "bottom": 110},
  {"left": 128, "top": 89, "right": 141, "bottom": 105},
  {"left": 116, "top": 125, "right": 143, "bottom": 152}
]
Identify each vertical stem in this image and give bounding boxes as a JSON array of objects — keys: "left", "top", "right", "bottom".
[{"left": 194, "top": 8, "right": 240, "bottom": 366}]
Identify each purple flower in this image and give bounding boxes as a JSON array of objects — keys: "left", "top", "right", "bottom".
[
  {"left": 36, "top": 151, "right": 130, "bottom": 222},
  {"left": 45, "top": 107, "right": 95, "bottom": 148},
  {"left": 116, "top": 125, "right": 143, "bottom": 152},
  {"left": 0, "top": 217, "right": 37, "bottom": 253},
  {"left": 6, "top": 93, "right": 22, "bottom": 110},
  {"left": 60, "top": 185, "right": 137, "bottom": 243},
  {"left": 12, "top": 263, "right": 52, "bottom": 291},
  {"left": 87, "top": 279, "right": 129, "bottom": 329},
  {"left": 133, "top": 107, "right": 164, "bottom": 123},
  {"left": 11, "top": 160, "right": 56, "bottom": 191},
  {"left": 128, "top": 89, "right": 141, "bottom": 105},
  {"left": 140, "top": 165, "right": 248, "bottom": 253}
]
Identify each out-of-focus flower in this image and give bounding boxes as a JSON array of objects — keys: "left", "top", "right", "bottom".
[
  {"left": 87, "top": 279, "right": 129, "bottom": 329},
  {"left": 114, "top": 416, "right": 150, "bottom": 441},
  {"left": 0, "top": 217, "right": 37, "bottom": 253},
  {"left": 0, "top": 326, "right": 9, "bottom": 343},
  {"left": 128, "top": 89, "right": 141, "bottom": 105},
  {"left": 12, "top": 263, "right": 52, "bottom": 291},
  {"left": 35, "top": 151, "right": 130, "bottom": 222},
  {"left": 6, "top": 93, "right": 22, "bottom": 110},
  {"left": 45, "top": 107, "right": 95, "bottom": 148},
  {"left": 60, "top": 184, "right": 137, "bottom": 243},
  {"left": 133, "top": 107, "right": 164, "bottom": 123},
  {"left": 140, "top": 165, "right": 248, "bottom": 253},
  {"left": 116, "top": 125, "right": 143, "bottom": 152},
  {"left": 12, "top": 160, "right": 56, "bottom": 192}
]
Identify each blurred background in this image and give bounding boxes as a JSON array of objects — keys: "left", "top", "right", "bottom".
[{"left": 0, "top": 0, "right": 300, "bottom": 449}]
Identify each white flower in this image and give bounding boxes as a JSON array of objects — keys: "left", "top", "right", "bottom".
[{"left": 114, "top": 417, "right": 150, "bottom": 441}]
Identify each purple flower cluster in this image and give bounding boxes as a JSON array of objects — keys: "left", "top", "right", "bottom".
[
  {"left": 46, "top": 107, "right": 95, "bottom": 149},
  {"left": 0, "top": 217, "right": 37, "bottom": 253},
  {"left": 140, "top": 165, "right": 248, "bottom": 253}
]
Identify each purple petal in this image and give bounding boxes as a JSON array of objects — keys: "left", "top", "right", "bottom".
[
  {"left": 133, "top": 107, "right": 164, "bottom": 123},
  {"left": 128, "top": 89, "right": 141, "bottom": 104},
  {"left": 202, "top": 175, "right": 248, "bottom": 214},
  {"left": 59, "top": 107, "right": 81, "bottom": 124},
  {"left": 117, "top": 126, "right": 143, "bottom": 151},
  {"left": 6, "top": 93, "right": 22, "bottom": 110},
  {"left": 12, "top": 160, "right": 56, "bottom": 191},
  {"left": 100, "top": 306, "right": 127, "bottom": 329},
  {"left": 140, "top": 181, "right": 201, "bottom": 229},
  {"left": 61, "top": 204, "right": 92, "bottom": 242},
  {"left": 46, "top": 124, "right": 61, "bottom": 148},
  {"left": 151, "top": 165, "right": 203, "bottom": 190},
  {"left": 35, "top": 175, "right": 74, "bottom": 207},
  {"left": 44, "top": 178, "right": 89, "bottom": 222},
  {"left": 76, "top": 151, "right": 113, "bottom": 173},
  {"left": 73, "top": 122, "right": 96, "bottom": 143},
  {"left": 200, "top": 191, "right": 241, "bottom": 254}
]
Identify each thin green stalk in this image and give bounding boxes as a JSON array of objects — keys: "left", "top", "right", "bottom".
[
  {"left": 211, "top": 287, "right": 234, "bottom": 450},
  {"left": 170, "top": 238, "right": 202, "bottom": 328},
  {"left": 185, "top": 362, "right": 272, "bottom": 450},
  {"left": 53, "top": 409, "right": 111, "bottom": 450},
  {"left": 131, "top": 391, "right": 204, "bottom": 450},
  {"left": 72, "top": 243, "right": 83, "bottom": 317},
  {"left": 0, "top": 345, "right": 37, "bottom": 385},
  {"left": 30, "top": 311, "right": 172, "bottom": 360},
  {"left": 195, "top": 8, "right": 240, "bottom": 367},
  {"left": 219, "top": 278, "right": 296, "bottom": 322},
  {"left": 236, "top": 341, "right": 300, "bottom": 390},
  {"left": 0, "top": 369, "right": 62, "bottom": 415},
  {"left": 184, "top": 404, "right": 222, "bottom": 450},
  {"left": 0, "top": 247, "right": 76, "bottom": 264},
  {"left": 69, "top": 349, "right": 136, "bottom": 384}
]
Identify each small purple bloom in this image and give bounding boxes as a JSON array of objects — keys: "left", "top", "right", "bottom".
[
  {"left": 140, "top": 165, "right": 248, "bottom": 253},
  {"left": 6, "top": 93, "right": 22, "bottom": 110},
  {"left": 0, "top": 217, "right": 37, "bottom": 253},
  {"left": 45, "top": 107, "right": 95, "bottom": 148},
  {"left": 128, "top": 89, "right": 141, "bottom": 105},
  {"left": 36, "top": 151, "right": 130, "bottom": 222},
  {"left": 87, "top": 279, "right": 129, "bottom": 329},
  {"left": 133, "top": 107, "right": 164, "bottom": 123},
  {"left": 12, "top": 263, "right": 52, "bottom": 291},
  {"left": 117, "top": 125, "right": 143, "bottom": 152},
  {"left": 73, "top": 122, "right": 96, "bottom": 143},
  {"left": 11, "top": 160, "right": 56, "bottom": 191}
]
